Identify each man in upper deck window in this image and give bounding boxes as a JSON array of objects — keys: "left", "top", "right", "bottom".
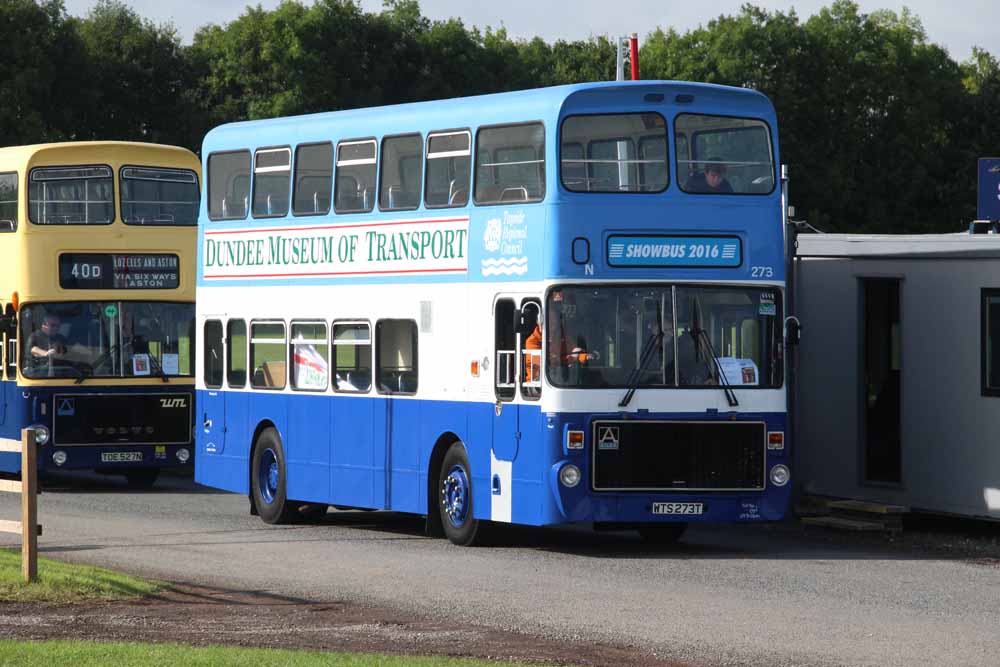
[{"left": 685, "top": 157, "right": 734, "bottom": 194}]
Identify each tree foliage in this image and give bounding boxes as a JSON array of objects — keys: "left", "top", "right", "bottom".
[{"left": 0, "top": 0, "right": 996, "bottom": 232}]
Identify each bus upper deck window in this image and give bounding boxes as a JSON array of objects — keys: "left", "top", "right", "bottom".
[
  {"left": 675, "top": 114, "right": 775, "bottom": 195},
  {"left": 0, "top": 172, "right": 17, "bottom": 232},
  {"left": 28, "top": 166, "right": 113, "bottom": 225},
  {"left": 334, "top": 139, "right": 377, "bottom": 214},
  {"left": 475, "top": 123, "right": 545, "bottom": 205},
  {"left": 121, "top": 167, "right": 199, "bottom": 226},
  {"left": 253, "top": 147, "right": 291, "bottom": 218},
  {"left": 379, "top": 134, "right": 423, "bottom": 212},
  {"left": 208, "top": 150, "right": 251, "bottom": 220},
  {"left": 425, "top": 131, "right": 470, "bottom": 208},
  {"left": 292, "top": 143, "right": 333, "bottom": 216},
  {"left": 560, "top": 113, "right": 667, "bottom": 193}
]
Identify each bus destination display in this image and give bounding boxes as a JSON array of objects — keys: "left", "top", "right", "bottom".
[{"left": 59, "top": 253, "right": 180, "bottom": 289}]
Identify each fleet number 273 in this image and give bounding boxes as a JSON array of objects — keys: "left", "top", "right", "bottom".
[{"left": 751, "top": 266, "right": 774, "bottom": 278}]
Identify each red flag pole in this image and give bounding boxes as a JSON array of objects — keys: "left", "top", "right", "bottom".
[{"left": 629, "top": 33, "right": 640, "bottom": 80}]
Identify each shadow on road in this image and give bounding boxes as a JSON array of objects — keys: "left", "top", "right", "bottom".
[{"left": 38, "top": 468, "right": 226, "bottom": 495}]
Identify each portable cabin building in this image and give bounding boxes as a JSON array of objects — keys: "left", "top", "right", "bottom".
[{"left": 794, "top": 232, "right": 1000, "bottom": 520}]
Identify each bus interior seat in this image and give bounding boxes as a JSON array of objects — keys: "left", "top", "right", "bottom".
[
  {"left": 500, "top": 186, "right": 529, "bottom": 202},
  {"left": 261, "top": 361, "right": 285, "bottom": 388}
]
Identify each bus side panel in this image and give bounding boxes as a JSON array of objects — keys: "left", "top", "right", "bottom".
[
  {"left": 389, "top": 399, "right": 422, "bottom": 513},
  {"left": 0, "top": 379, "right": 25, "bottom": 474},
  {"left": 331, "top": 396, "right": 377, "bottom": 509},
  {"left": 286, "top": 393, "right": 330, "bottom": 504}
]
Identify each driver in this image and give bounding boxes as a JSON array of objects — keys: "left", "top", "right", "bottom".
[{"left": 29, "top": 314, "right": 67, "bottom": 359}]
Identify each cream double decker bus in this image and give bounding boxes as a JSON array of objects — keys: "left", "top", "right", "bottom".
[{"left": 0, "top": 142, "right": 199, "bottom": 487}]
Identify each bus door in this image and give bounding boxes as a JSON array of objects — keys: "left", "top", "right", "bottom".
[
  {"left": 201, "top": 318, "right": 227, "bottom": 455},
  {"left": 375, "top": 319, "right": 420, "bottom": 512},
  {"left": 492, "top": 297, "right": 541, "bottom": 462}
]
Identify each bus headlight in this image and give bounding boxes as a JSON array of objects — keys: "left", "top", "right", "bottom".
[
  {"left": 559, "top": 464, "right": 581, "bottom": 488},
  {"left": 52, "top": 450, "right": 67, "bottom": 466},
  {"left": 31, "top": 425, "right": 50, "bottom": 446},
  {"left": 769, "top": 464, "right": 790, "bottom": 487},
  {"left": 176, "top": 448, "right": 190, "bottom": 463}
]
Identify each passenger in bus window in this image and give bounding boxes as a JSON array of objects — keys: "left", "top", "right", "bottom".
[
  {"left": 684, "top": 157, "right": 733, "bottom": 194},
  {"left": 29, "top": 314, "right": 66, "bottom": 359}
]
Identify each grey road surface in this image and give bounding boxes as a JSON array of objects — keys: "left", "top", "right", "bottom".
[{"left": 1, "top": 471, "right": 998, "bottom": 667}]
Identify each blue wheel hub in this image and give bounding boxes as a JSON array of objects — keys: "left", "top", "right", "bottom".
[
  {"left": 259, "top": 448, "right": 279, "bottom": 504},
  {"left": 442, "top": 464, "right": 470, "bottom": 528}
]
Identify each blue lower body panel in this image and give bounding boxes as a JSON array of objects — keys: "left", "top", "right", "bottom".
[
  {"left": 0, "top": 382, "right": 194, "bottom": 474},
  {"left": 196, "top": 390, "right": 791, "bottom": 527}
]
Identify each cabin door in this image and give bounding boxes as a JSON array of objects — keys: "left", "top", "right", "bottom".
[{"left": 861, "top": 278, "right": 902, "bottom": 484}]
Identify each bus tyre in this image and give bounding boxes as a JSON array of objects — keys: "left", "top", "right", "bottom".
[
  {"left": 438, "top": 442, "right": 483, "bottom": 546},
  {"left": 637, "top": 523, "right": 688, "bottom": 545},
  {"left": 251, "top": 428, "right": 297, "bottom": 525},
  {"left": 124, "top": 468, "right": 159, "bottom": 489}
]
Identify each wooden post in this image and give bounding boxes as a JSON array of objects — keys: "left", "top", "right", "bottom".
[{"left": 20, "top": 428, "right": 37, "bottom": 583}]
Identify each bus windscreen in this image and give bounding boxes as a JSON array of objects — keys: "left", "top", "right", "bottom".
[{"left": 19, "top": 301, "right": 194, "bottom": 379}]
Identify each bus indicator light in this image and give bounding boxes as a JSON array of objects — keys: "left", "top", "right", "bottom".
[
  {"left": 567, "top": 430, "right": 584, "bottom": 449},
  {"left": 470, "top": 360, "right": 479, "bottom": 377},
  {"left": 767, "top": 432, "right": 784, "bottom": 450}
]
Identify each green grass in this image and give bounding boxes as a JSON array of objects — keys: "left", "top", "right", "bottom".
[
  {"left": 0, "top": 641, "right": 552, "bottom": 666},
  {"left": 0, "top": 549, "right": 163, "bottom": 603}
]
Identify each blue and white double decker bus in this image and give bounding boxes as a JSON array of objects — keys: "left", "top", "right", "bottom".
[{"left": 195, "top": 81, "right": 790, "bottom": 545}]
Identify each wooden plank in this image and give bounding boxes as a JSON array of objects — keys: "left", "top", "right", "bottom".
[
  {"left": 0, "top": 519, "right": 21, "bottom": 535},
  {"left": 0, "top": 479, "right": 22, "bottom": 494},
  {"left": 0, "top": 439, "right": 22, "bottom": 453},
  {"left": 801, "top": 516, "right": 888, "bottom": 532},
  {"left": 21, "top": 429, "right": 37, "bottom": 583},
  {"left": 827, "top": 499, "right": 908, "bottom": 514}
]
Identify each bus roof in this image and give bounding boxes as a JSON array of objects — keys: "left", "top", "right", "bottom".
[
  {"left": 203, "top": 80, "right": 776, "bottom": 152},
  {"left": 0, "top": 141, "right": 198, "bottom": 168}
]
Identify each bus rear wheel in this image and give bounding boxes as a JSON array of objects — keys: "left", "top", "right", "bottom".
[
  {"left": 637, "top": 523, "right": 688, "bottom": 545},
  {"left": 251, "top": 428, "right": 297, "bottom": 525},
  {"left": 438, "top": 442, "right": 484, "bottom": 546}
]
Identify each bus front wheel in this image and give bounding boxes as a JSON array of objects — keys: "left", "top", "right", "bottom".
[
  {"left": 124, "top": 468, "right": 159, "bottom": 489},
  {"left": 251, "top": 428, "right": 297, "bottom": 524},
  {"left": 637, "top": 523, "right": 688, "bottom": 545},
  {"left": 438, "top": 442, "right": 483, "bottom": 546}
]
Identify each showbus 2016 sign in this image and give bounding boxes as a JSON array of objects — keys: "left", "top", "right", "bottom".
[{"left": 203, "top": 217, "right": 469, "bottom": 280}]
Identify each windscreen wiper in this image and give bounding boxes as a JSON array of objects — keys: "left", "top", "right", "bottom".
[
  {"left": 690, "top": 327, "right": 739, "bottom": 407},
  {"left": 619, "top": 302, "right": 664, "bottom": 408},
  {"left": 147, "top": 353, "right": 170, "bottom": 383}
]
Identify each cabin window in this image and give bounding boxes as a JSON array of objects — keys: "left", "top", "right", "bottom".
[
  {"left": 561, "top": 113, "right": 668, "bottom": 193},
  {"left": 250, "top": 321, "right": 286, "bottom": 389},
  {"left": 290, "top": 321, "right": 329, "bottom": 391},
  {"left": 227, "top": 319, "right": 247, "bottom": 388},
  {"left": 333, "top": 321, "right": 372, "bottom": 393},
  {"left": 0, "top": 173, "right": 17, "bottom": 232},
  {"left": 253, "top": 147, "right": 291, "bottom": 218},
  {"left": 208, "top": 150, "right": 251, "bottom": 220},
  {"left": 204, "top": 320, "right": 224, "bottom": 389},
  {"left": 982, "top": 289, "right": 1000, "bottom": 396},
  {"left": 675, "top": 114, "right": 775, "bottom": 195},
  {"left": 379, "top": 134, "right": 423, "bottom": 211},
  {"left": 292, "top": 142, "right": 333, "bottom": 216},
  {"left": 334, "top": 139, "right": 377, "bottom": 213},
  {"left": 376, "top": 320, "right": 417, "bottom": 394},
  {"left": 28, "top": 166, "right": 114, "bottom": 225},
  {"left": 121, "top": 167, "right": 199, "bottom": 226},
  {"left": 475, "top": 123, "right": 545, "bottom": 205},
  {"left": 425, "top": 131, "right": 471, "bottom": 208}
]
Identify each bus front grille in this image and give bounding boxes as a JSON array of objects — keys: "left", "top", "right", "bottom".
[
  {"left": 591, "top": 420, "right": 766, "bottom": 491},
  {"left": 52, "top": 393, "right": 193, "bottom": 446}
]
